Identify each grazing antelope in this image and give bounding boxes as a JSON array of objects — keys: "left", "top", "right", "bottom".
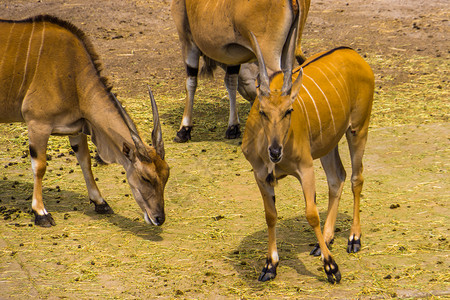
[
  {"left": 241, "top": 32, "right": 374, "bottom": 283},
  {"left": 171, "top": 0, "right": 310, "bottom": 142},
  {"left": 0, "top": 15, "right": 169, "bottom": 227}
]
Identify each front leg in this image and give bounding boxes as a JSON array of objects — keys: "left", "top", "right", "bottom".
[
  {"left": 254, "top": 173, "right": 278, "bottom": 281},
  {"left": 69, "top": 134, "right": 113, "bottom": 214},
  {"left": 298, "top": 164, "right": 341, "bottom": 283}
]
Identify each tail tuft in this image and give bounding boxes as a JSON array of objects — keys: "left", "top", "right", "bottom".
[{"left": 199, "top": 56, "right": 217, "bottom": 79}]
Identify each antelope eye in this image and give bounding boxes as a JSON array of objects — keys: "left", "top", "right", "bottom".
[
  {"left": 284, "top": 108, "right": 293, "bottom": 118},
  {"left": 141, "top": 176, "right": 152, "bottom": 184},
  {"left": 259, "top": 110, "right": 267, "bottom": 118}
]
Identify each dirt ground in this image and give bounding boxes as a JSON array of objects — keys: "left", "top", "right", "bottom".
[{"left": 0, "top": 0, "right": 449, "bottom": 299}]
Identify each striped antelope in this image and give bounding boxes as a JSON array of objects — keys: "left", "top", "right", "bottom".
[
  {"left": 241, "top": 33, "right": 374, "bottom": 283},
  {"left": 0, "top": 15, "right": 169, "bottom": 227},
  {"left": 171, "top": 0, "right": 310, "bottom": 142}
]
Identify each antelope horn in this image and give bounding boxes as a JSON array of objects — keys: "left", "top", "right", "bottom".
[
  {"left": 111, "top": 93, "right": 150, "bottom": 160},
  {"left": 281, "top": 27, "right": 298, "bottom": 96},
  {"left": 249, "top": 32, "right": 270, "bottom": 96},
  {"left": 148, "top": 85, "right": 165, "bottom": 160}
]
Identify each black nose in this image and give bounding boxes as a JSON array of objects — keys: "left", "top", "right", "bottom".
[
  {"left": 154, "top": 214, "right": 165, "bottom": 226},
  {"left": 269, "top": 144, "right": 282, "bottom": 163}
]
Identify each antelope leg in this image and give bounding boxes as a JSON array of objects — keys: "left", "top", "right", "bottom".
[
  {"left": 255, "top": 173, "right": 278, "bottom": 282},
  {"left": 298, "top": 164, "right": 341, "bottom": 283},
  {"left": 175, "top": 43, "right": 200, "bottom": 143},
  {"left": 224, "top": 65, "right": 241, "bottom": 139},
  {"left": 346, "top": 128, "right": 367, "bottom": 253},
  {"left": 27, "top": 123, "right": 55, "bottom": 227},
  {"left": 69, "top": 134, "right": 113, "bottom": 214},
  {"left": 311, "top": 146, "right": 346, "bottom": 256}
]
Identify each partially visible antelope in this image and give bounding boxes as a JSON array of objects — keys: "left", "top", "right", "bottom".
[
  {"left": 241, "top": 32, "right": 374, "bottom": 283},
  {"left": 171, "top": 0, "right": 310, "bottom": 142},
  {"left": 0, "top": 15, "right": 169, "bottom": 227}
]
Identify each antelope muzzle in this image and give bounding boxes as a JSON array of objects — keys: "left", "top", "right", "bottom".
[{"left": 269, "top": 142, "right": 283, "bottom": 163}]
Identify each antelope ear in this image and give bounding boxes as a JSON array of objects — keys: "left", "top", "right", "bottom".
[
  {"left": 122, "top": 142, "right": 135, "bottom": 161},
  {"left": 290, "top": 68, "right": 303, "bottom": 102}
]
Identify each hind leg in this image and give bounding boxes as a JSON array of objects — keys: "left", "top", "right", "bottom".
[
  {"left": 297, "top": 164, "right": 341, "bottom": 283},
  {"left": 27, "top": 122, "right": 55, "bottom": 227},
  {"left": 310, "top": 146, "right": 346, "bottom": 256},
  {"left": 346, "top": 127, "right": 368, "bottom": 253},
  {"left": 172, "top": 1, "right": 201, "bottom": 142},
  {"left": 224, "top": 65, "right": 241, "bottom": 139},
  {"left": 69, "top": 134, "right": 113, "bottom": 214}
]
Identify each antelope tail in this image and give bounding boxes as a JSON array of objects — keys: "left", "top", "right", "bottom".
[{"left": 199, "top": 56, "right": 217, "bottom": 79}]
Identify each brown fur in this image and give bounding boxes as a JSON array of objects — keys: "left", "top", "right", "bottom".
[
  {"left": 0, "top": 15, "right": 112, "bottom": 91},
  {"left": 242, "top": 41, "right": 374, "bottom": 283}
]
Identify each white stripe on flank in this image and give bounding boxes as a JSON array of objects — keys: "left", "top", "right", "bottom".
[
  {"left": 310, "top": 65, "right": 346, "bottom": 113},
  {"left": 0, "top": 24, "right": 15, "bottom": 78},
  {"left": 296, "top": 93, "right": 313, "bottom": 141},
  {"left": 31, "top": 22, "right": 46, "bottom": 84},
  {"left": 17, "top": 21, "right": 36, "bottom": 97},
  {"left": 301, "top": 84, "right": 323, "bottom": 142},
  {"left": 6, "top": 25, "right": 27, "bottom": 103},
  {"left": 304, "top": 73, "right": 336, "bottom": 134},
  {"left": 326, "top": 62, "right": 350, "bottom": 101}
]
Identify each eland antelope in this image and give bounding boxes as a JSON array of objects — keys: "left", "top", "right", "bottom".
[
  {"left": 0, "top": 15, "right": 169, "bottom": 227},
  {"left": 241, "top": 32, "right": 374, "bottom": 283},
  {"left": 171, "top": 0, "right": 310, "bottom": 142}
]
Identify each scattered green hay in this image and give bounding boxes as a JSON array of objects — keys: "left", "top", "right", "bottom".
[{"left": 367, "top": 54, "right": 449, "bottom": 127}]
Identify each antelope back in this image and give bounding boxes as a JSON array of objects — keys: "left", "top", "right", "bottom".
[
  {"left": 0, "top": 15, "right": 108, "bottom": 123},
  {"left": 289, "top": 47, "right": 374, "bottom": 155}
]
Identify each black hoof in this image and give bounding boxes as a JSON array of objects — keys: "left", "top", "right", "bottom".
[
  {"left": 347, "top": 235, "right": 361, "bottom": 253},
  {"left": 258, "top": 258, "right": 278, "bottom": 282},
  {"left": 310, "top": 239, "right": 334, "bottom": 257},
  {"left": 33, "top": 211, "right": 56, "bottom": 227},
  {"left": 91, "top": 200, "right": 114, "bottom": 214},
  {"left": 174, "top": 126, "right": 192, "bottom": 143},
  {"left": 225, "top": 124, "right": 241, "bottom": 139},
  {"left": 324, "top": 257, "right": 341, "bottom": 284}
]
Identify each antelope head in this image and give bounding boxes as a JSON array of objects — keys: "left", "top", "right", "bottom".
[
  {"left": 113, "top": 87, "right": 169, "bottom": 226},
  {"left": 250, "top": 31, "right": 303, "bottom": 164}
]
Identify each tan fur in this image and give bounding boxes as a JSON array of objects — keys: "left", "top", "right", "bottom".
[
  {"left": 242, "top": 46, "right": 374, "bottom": 282},
  {"left": 0, "top": 16, "right": 169, "bottom": 227},
  {"left": 171, "top": 0, "right": 310, "bottom": 141}
]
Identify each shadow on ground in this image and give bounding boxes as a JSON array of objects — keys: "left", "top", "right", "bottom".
[
  {"left": 0, "top": 180, "right": 163, "bottom": 241},
  {"left": 228, "top": 212, "right": 353, "bottom": 284},
  {"left": 162, "top": 93, "right": 252, "bottom": 143}
]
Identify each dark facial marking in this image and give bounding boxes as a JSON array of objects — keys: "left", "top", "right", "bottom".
[
  {"left": 141, "top": 176, "right": 152, "bottom": 184},
  {"left": 272, "top": 196, "right": 276, "bottom": 204},
  {"left": 283, "top": 108, "right": 293, "bottom": 119},
  {"left": 29, "top": 146, "right": 38, "bottom": 159},
  {"left": 266, "top": 172, "right": 275, "bottom": 185},
  {"left": 259, "top": 110, "right": 268, "bottom": 118}
]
